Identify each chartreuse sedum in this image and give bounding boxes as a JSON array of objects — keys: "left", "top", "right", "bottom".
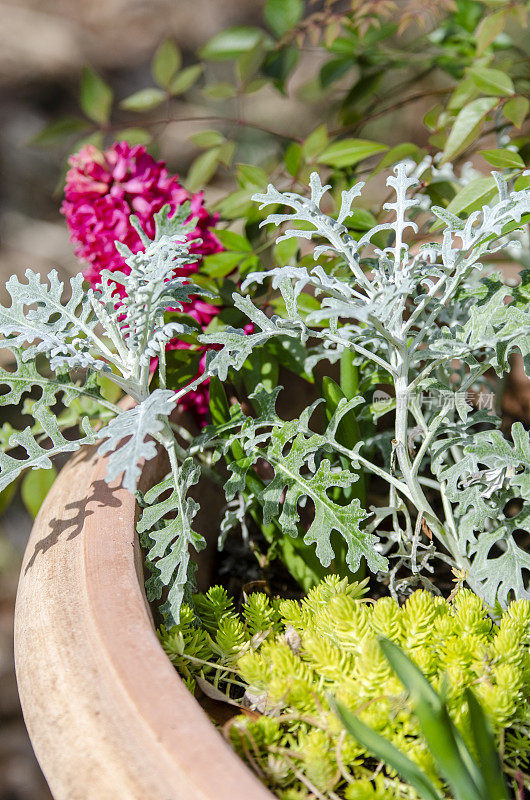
[{"left": 160, "top": 576, "right": 530, "bottom": 799}]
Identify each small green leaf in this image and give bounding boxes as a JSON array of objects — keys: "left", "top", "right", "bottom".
[
  {"left": 202, "top": 82, "right": 237, "bottom": 99},
  {"left": 30, "top": 117, "right": 90, "bottom": 146},
  {"left": 480, "top": 148, "right": 524, "bottom": 169},
  {"left": 343, "top": 208, "right": 378, "bottom": 230},
  {"left": 274, "top": 238, "right": 298, "bottom": 265},
  {"left": 468, "top": 67, "right": 514, "bottom": 97},
  {"left": 447, "top": 76, "right": 481, "bottom": 112},
  {"left": 186, "top": 148, "right": 220, "bottom": 192},
  {"left": 217, "top": 141, "right": 236, "bottom": 167},
  {"left": 21, "top": 467, "right": 58, "bottom": 519},
  {"left": 320, "top": 57, "right": 353, "bottom": 88},
  {"left": 475, "top": 11, "right": 506, "bottom": 55},
  {"left": 504, "top": 96, "right": 529, "bottom": 128},
  {"left": 201, "top": 252, "right": 243, "bottom": 278},
  {"left": 237, "top": 41, "right": 266, "bottom": 84},
  {"left": 199, "top": 26, "right": 265, "bottom": 60},
  {"left": 80, "top": 66, "right": 113, "bottom": 125},
  {"left": 284, "top": 142, "right": 302, "bottom": 176},
  {"left": 120, "top": 88, "right": 166, "bottom": 112},
  {"left": 432, "top": 176, "right": 497, "bottom": 229},
  {"left": 302, "top": 124, "right": 329, "bottom": 161},
  {"left": 152, "top": 39, "right": 181, "bottom": 88},
  {"left": 264, "top": 0, "right": 303, "bottom": 38},
  {"left": 374, "top": 143, "right": 421, "bottom": 172},
  {"left": 213, "top": 230, "right": 252, "bottom": 251},
  {"left": 441, "top": 97, "right": 497, "bottom": 162},
  {"left": 70, "top": 131, "right": 104, "bottom": 152},
  {"left": 169, "top": 64, "right": 203, "bottom": 95},
  {"left": 262, "top": 45, "right": 299, "bottom": 91},
  {"left": 165, "top": 348, "right": 202, "bottom": 388},
  {"left": 115, "top": 127, "right": 153, "bottom": 146},
  {"left": 236, "top": 163, "right": 269, "bottom": 189},
  {"left": 190, "top": 130, "right": 226, "bottom": 149},
  {"left": 214, "top": 188, "right": 253, "bottom": 219},
  {"left": 0, "top": 480, "right": 19, "bottom": 518},
  {"left": 317, "top": 138, "right": 388, "bottom": 169}
]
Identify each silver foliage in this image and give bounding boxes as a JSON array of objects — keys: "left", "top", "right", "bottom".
[{"left": 200, "top": 164, "right": 530, "bottom": 607}]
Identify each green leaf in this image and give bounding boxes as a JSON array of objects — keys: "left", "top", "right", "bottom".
[
  {"left": 199, "top": 26, "right": 265, "bottom": 60},
  {"left": 441, "top": 97, "right": 497, "bottom": 162},
  {"left": 120, "top": 88, "right": 166, "bottom": 112},
  {"left": 504, "top": 96, "right": 529, "bottom": 128},
  {"left": 115, "top": 127, "right": 152, "bottom": 146},
  {"left": 202, "top": 81, "right": 237, "bottom": 99},
  {"left": 0, "top": 479, "right": 18, "bottom": 518},
  {"left": 236, "top": 163, "right": 269, "bottom": 189},
  {"left": 302, "top": 124, "right": 329, "bottom": 161},
  {"left": 214, "top": 188, "right": 253, "bottom": 219},
  {"left": 379, "top": 639, "right": 484, "bottom": 800},
  {"left": 190, "top": 130, "right": 226, "bottom": 149},
  {"left": 237, "top": 40, "right": 266, "bottom": 84},
  {"left": 264, "top": 0, "right": 303, "bottom": 38},
  {"left": 186, "top": 148, "right": 220, "bottom": 192},
  {"left": 475, "top": 11, "right": 506, "bottom": 55},
  {"left": 434, "top": 176, "right": 497, "bottom": 229},
  {"left": 320, "top": 57, "right": 353, "bottom": 88},
  {"left": 21, "top": 467, "right": 58, "bottom": 519},
  {"left": 152, "top": 39, "right": 181, "bottom": 89},
  {"left": 274, "top": 237, "right": 298, "bottom": 264},
  {"left": 242, "top": 348, "right": 279, "bottom": 395},
  {"left": 480, "top": 148, "right": 524, "bottom": 169},
  {"left": 80, "top": 66, "right": 113, "bottom": 125},
  {"left": 343, "top": 208, "right": 377, "bottom": 230},
  {"left": 213, "top": 230, "right": 252, "bottom": 252},
  {"left": 164, "top": 348, "right": 202, "bottom": 388},
  {"left": 317, "top": 138, "right": 388, "bottom": 169},
  {"left": 262, "top": 45, "right": 299, "bottom": 91},
  {"left": 201, "top": 251, "right": 243, "bottom": 278},
  {"left": 30, "top": 117, "right": 90, "bottom": 146},
  {"left": 447, "top": 76, "right": 481, "bottom": 112},
  {"left": 217, "top": 141, "right": 236, "bottom": 167},
  {"left": 332, "top": 700, "right": 443, "bottom": 800},
  {"left": 284, "top": 142, "right": 302, "bottom": 176},
  {"left": 374, "top": 143, "right": 422, "bottom": 172},
  {"left": 464, "top": 690, "right": 510, "bottom": 800},
  {"left": 169, "top": 64, "right": 203, "bottom": 95},
  {"left": 469, "top": 67, "right": 514, "bottom": 97}
]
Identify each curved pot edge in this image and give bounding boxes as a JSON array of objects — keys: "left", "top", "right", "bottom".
[{"left": 14, "top": 446, "right": 273, "bottom": 800}]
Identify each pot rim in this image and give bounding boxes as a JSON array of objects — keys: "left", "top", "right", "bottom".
[{"left": 14, "top": 445, "right": 273, "bottom": 800}]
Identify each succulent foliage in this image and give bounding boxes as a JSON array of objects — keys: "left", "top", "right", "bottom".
[{"left": 161, "top": 576, "right": 530, "bottom": 799}]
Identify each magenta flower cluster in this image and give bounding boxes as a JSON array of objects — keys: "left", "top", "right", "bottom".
[{"left": 61, "top": 141, "right": 223, "bottom": 423}]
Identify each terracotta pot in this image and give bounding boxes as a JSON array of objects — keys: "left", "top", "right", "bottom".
[{"left": 14, "top": 446, "right": 273, "bottom": 800}]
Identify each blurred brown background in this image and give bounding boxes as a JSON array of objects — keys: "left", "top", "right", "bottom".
[{"left": 0, "top": 2, "right": 261, "bottom": 797}]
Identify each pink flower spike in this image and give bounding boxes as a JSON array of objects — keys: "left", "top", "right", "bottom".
[{"left": 62, "top": 140, "right": 224, "bottom": 425}]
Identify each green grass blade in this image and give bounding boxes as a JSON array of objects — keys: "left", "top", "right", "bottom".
[
  {"left": 379, "top": 638, "right": 483, "bottom": 800},
  {"left": 464, "top": 689, "right": 510, "bottom": 800},
  {"left": 332, "top": 698, "right": 443, "bottom": 800}
]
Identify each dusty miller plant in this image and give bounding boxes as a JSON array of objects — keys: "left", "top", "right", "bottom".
[
  {"left": 0, "top": 204, "right": 210, "bottom": 622},
  {"left": 198, "top": 163, "right": 530, "bottom": 609},
  {"left": 1, "top": 163, "right": 530, "bottom": 624}
]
